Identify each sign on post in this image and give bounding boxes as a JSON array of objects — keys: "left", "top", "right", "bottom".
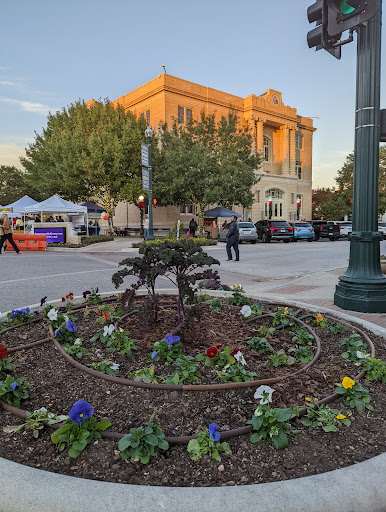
[
  {"left": 142, "top": 167, "right": 150, "bottom": 191},
  {"left": 141, "top": 143, "right": 149, "bottom": 167}
]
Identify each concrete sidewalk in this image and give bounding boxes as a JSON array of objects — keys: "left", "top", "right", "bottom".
[{"left": 47, "top": 237, "right": 143, "bottom": 253}]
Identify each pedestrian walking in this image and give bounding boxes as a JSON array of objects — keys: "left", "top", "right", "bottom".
[
  {"left": 0, "top": 214, "right": 21, "bottom": 254},
  {"left": 189, "top": 218, "right": 198, "bottom": 238},
  {"left": 225, "top": 215, "right": 239, "bottom": 262},
  {"left": 143, "top": 214, "right": 150, "bottom": 240}
]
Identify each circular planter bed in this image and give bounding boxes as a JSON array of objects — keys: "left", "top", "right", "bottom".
[{"left": 0, "top": 292, "right": 386, "bottom": 488}]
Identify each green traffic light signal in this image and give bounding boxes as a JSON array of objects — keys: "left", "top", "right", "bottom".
[{"left": 339, "top": 0, "right": 356, "bottom": 14}]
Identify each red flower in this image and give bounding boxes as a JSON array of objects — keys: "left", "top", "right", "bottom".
[
  {"left": 66, "top": 293, "right": 74, "bottom": 300},
  {"left": 0, "top": 344, "right": 8, "bottom": 360},
  {"left": 230, "top": 345, "right": 240, "bottom": 356},
  {"left": 206, "top": 346, "right": 218, "bottom": 359},
  {"left": 62, "top": 297, "right": 66, "bottom": 302},
  {"left": 214, "top": 343, "right": 222, "bottom": 349}
]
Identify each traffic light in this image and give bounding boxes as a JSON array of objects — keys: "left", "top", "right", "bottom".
[
  {"left": 307, "top": 0, "right": 341, "bottom": 59},
  {"left": 327, "top": 0, "right": 377, "bottom": 37}
]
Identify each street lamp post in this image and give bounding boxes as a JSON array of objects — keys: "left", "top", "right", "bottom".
[
  {"left": 138, "top": 195, "right": 144, "bottom": 237},
  {"left": 145, "top": 126, "right": 155, "bottom": 241},
  {"left": 334, "top": 0, "right": 386, "bottom": 312}
]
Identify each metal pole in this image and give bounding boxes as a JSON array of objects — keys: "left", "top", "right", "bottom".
[
  {"left": 334, "top": 0, "right": 386, "bottom": 312},
  {"left": 147, "top": 135, "right": 155, "bottom": 240}
]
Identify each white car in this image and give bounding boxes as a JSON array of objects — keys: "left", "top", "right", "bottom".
[
  {"left": 378, "top": 222, "right": 386, "bottom": 235},
  {"left": 337, "top": 221, "right": 352, "bottom": 238}
]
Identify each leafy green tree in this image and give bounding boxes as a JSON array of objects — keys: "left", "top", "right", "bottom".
[
  {"left": 21, "top": 100, "right": 147, "bottom": 231},
  {"left": 312, "top": 187, "right": 334, "bottom": 219},
  {"left": 315, "top": 147, "right": 386, "bottom": 220},
  {"left": 154, "top": 111, "right": 262, "bottom": 232},
  {"left": 0, "top": 165, "right": 42, "bottom": 205}
]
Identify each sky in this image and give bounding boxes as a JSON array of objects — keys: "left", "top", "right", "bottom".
[{"left": 1, "top": 0, "right": 385, "bottom": 189}]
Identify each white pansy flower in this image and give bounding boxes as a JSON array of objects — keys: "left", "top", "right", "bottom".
[
  {"left": 356, "top": 351, "right": 370, "bottom": 359},
  {"left": 33, "top": 407, "right": 48, "bottom": 414},
  {"left": 74, "top": 339, "right": 82, "bottom": 346},
  {"left": 240, "top": 305, "right": 252, "bottom": 318},
  {"left": 254, "top": 406, "right": 264, "bottom": 417},
  {"left": 110, "top": 362, "right": 120, "bottom": 371},
  {"left": 103, "top": 324, "right": 115, "bottom": 337},
  {"left": 47, "top": 308, "right": 58, "bottom": 321},
  {"left": 234, "top": 351, "right": 246, "bottom": 366},
  {"left": 254, "top": 385, "right": 275, "bottom": 405},
  {"left": 269, "top": 426, "right": 279, "bottom": 438}
]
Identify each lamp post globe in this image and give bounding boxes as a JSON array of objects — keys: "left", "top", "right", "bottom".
[{"left": 145, "top": 126, "right": 155, "bottom": 240}]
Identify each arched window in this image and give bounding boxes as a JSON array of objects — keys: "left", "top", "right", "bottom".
[{"left": 263, "top": 136, "right": 271, "bottom": 163}]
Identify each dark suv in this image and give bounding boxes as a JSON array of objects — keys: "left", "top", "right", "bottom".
[
  {"left": 255, "top": 220, "right": 293, "bottom": 243},
  {"left": 311, "top": 220, "right": 340, "bottom": 241}
]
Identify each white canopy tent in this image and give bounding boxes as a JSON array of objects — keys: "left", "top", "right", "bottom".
[
  {"left": 0, "top": 195, "right": 38, "bottom": 218},
  {"left": 22, "top": 195, "right": 89, "bottom": 236}
]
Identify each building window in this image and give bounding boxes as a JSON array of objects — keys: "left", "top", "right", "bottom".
[
  {"left": 291, "top": 193, "right": 294, "bottom": 204},
  {"left": 296, "top": 161, "right": 302, "bottom": 179},
  {"left": 178, "top": 106, "right": 192, "bottom": 124},
  {"left": 295, "top": 133, "right": 303, "bottom": 150},
  {"left": 180, "top": 205, "right": 194, "bottom": 214},
  {"left": 140, "top": 110, "right": 150, "bottom": 125},
  {"left": 265, "top": 189, "right": 284, "bottom": 220},
  {"left": 263, "top": 136, "right": 271, "bottom": 162},
  {"left": 178, "top": 106, "right": 184, "bottom": 124},
  {"left": 256, "top": 190, "right": 260, "bottom": 203}
]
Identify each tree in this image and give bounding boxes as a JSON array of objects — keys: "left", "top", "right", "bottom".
[
  {"left": 334, "top": 146, "right": 386, "bottom": 215},
  {"left": 0, "top": 165, "right": 42, "bottom": 205},
  {"left": 21, "top": 100, "right": 147, "bottom": 231},
  {"left": 312, "top": 187, "right": 334, "bottom": 219},
  {"left": 154, "top": 111, "right": 262, "bottom": 232}
]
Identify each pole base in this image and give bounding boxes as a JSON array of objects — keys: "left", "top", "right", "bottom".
[{"left": 334, "top": 278, "right": 386, "bottom": 313}]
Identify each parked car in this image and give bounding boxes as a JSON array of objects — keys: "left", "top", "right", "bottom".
[
  {"left": 336, "top": 221, "right": 352, "bottom": 238},
  {"left": 311, "top": 220, "right": 340, "bottom": 241},
  {"left": 218, "top": 221, "right": 257, "bottom": 243},
  {"left": 378, "top": 222, "right": 386, "bottom": 236},
  {"left": 255, "top": 220, "right": 293, "bottom": 243},
  {"left": 289, "top": 222, "right": 315, "bottom": 242}
]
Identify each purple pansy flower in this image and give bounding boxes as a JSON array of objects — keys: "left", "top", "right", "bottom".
[
  {"left": 95, "top": 287, "right": 99, "bottom": 293},
  {"left": 58, "top": 306, "right": 67, "bottom": 313},
  {"left": 208, "top": 423, "right": 220, "bottom": 442},
  {"left": 258, "top": 301, "right": 263, "bottom": 307},
  {"left": 40, "top": 296, "right": 47, "bottom": 306},
  {"left": 164, "top": 333, "right": 180, "bottom": 349},
  {"left": 65, "top": 320, "right": 77, "bottom": 333},
  {"left": 68, "top": 399, "right": 94, "bottom": 424},
  {"left": 11, "top": 381, "right": 19, "bottom": 392},
  {"left": 83, "top": 290, "right": 91, "bottom": 299},
  {"left": 54, "top": 329, "right": 62, "bottom": 337},
  {"left": 35, "top": 311, "right": 41, "bottom": 317},
  {"left": 151, "top": 351, "right": 159, "bottom": 361}
]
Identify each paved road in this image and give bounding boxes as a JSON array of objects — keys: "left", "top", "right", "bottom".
[{"left": 0, "top": 239, "right": 356, "bottom": 313}]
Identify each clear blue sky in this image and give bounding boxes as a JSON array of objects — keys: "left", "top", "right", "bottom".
[{"left": 1, "top": 0, "right": 385, "bottom": 189}]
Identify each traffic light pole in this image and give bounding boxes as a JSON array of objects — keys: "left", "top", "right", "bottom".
[
  {"left": 147, "top": 135, "right": 155, "bottom": 241},
  {"left": 334, "top": 0, "right": 386, "bottom": 312}
]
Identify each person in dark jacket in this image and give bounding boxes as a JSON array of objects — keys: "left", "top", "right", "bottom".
[
  {"left": 225, "top": 215, "right": 240, "bottom": 261},
  {"left": 189, "top": 218, "right": 198, "bottom": 237}
]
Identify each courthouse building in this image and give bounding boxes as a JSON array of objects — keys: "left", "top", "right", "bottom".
[{"left": 90, "top": 74, "right": 316, "bottom": 230}]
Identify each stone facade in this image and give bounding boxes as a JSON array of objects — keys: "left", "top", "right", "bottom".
[{"left": 89, "top": 74, "right": 315, "bottom": 230}]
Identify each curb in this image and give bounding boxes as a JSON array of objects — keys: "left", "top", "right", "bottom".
[
  {"left": 1, "top": 290, "right": 386, "bottom": 511},
  {"left": 1, "top": 454, "right": 385, "bottom": 512}
]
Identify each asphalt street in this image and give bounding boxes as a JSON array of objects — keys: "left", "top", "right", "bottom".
[{"left": 0, "top": 239, "right": 358, "bottom": 313}]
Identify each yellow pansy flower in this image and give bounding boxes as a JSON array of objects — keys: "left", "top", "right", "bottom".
[
  {"left": 305, "top": 397, "right": 312, "bottom": 402},
  {"left": 342, "top": 376, "right": 355, "bottom": 389},
  {"left": 316, "top": 313, "right": 324, "bottom": 323},
  {"left": 336, "top": 414, "right": 346, "bottom": 420},
  {"left": 284, "top": 307, "right": 289, "bottom": 315}
]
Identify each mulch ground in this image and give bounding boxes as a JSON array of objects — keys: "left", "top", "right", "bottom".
[{"left": 0, "top": 296, "right": 385, "bottom": 487}]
